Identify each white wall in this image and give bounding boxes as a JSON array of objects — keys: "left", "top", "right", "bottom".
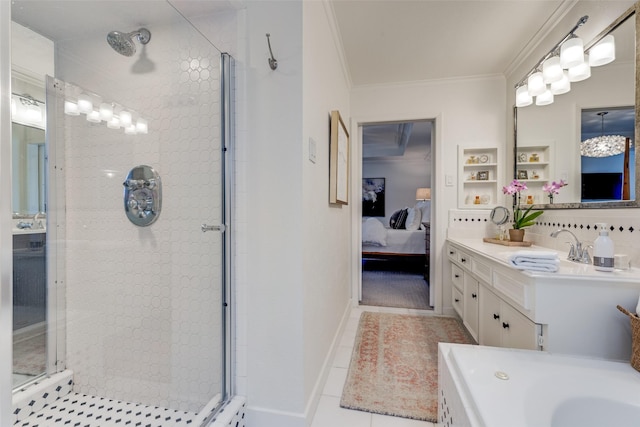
[
  {"left": 351, "top": 75, "right": 507, "bottom": 315},
  {"left": 239, "top": 1, "right": 352, "bottom": 426}
]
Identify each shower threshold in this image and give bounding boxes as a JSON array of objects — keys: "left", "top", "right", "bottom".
[{"left": 16, "top": 392, "right": 198, "bottom": 426}]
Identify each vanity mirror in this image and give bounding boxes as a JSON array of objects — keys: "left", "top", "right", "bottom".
[{"left": 514, "top": 4, "right": 638, "bottom": 209}]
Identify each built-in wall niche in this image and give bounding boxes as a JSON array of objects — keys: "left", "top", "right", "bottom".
[{"left": 458, "top": 146, "right": 500, "bottom": 209}]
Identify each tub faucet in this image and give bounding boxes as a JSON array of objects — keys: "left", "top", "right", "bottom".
[{"left": 550, "top": 229, "right": 590, "bottom": 264}]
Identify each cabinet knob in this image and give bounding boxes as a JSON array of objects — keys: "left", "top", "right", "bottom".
[
  {"left": 449, "top": 251, "right": 454, "bottom": 255},
  {"left": 493, "top": 313, "right": 500, "bottom": 320},
  {"left": 461, "top": 258, "right": 467, "bottom": 263},
  {"left": 454, "top": 298, "right": 460, "bottom": 303},
  {"left": 502, "top": 322, "right": 510, "bottom": 329},
  {"left": 454, "top": 274, "right": 460, "bottom": 278},
  {"left": 472, "top": 293, "right": 477, "bottom": 299}
]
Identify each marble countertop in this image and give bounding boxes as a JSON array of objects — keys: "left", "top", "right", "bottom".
[{"left": 447, "top": 236, "right": 640, "bottom": 282}]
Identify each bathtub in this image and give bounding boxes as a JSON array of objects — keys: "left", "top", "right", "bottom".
[{"left": 438, "top": 343, "right": 640, "bottom": 427}]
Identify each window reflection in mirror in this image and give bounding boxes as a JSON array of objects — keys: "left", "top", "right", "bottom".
[
  {"left": 515, "top": 9, "right": 635, "bottom": 207},
  {"left": 581, "top": 107, "right": 635, "bottom": 202},
  {"left": 12, "top": 122, "right": 46, "bottom": 215}
]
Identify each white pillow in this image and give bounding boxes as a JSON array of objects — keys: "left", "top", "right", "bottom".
[
  {"left": 416, "top": 201, "right": 430, "bottom": 223},
  {"left": 362, "top": 218, "right": 387, "bottom": 246},
  {"left": 405, "top": 207, "right": 422, "bottom": 231}
]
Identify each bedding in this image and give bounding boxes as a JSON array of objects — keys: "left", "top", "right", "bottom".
[{"left": 362, "top": 217, "right": 425, "bottom": 255}]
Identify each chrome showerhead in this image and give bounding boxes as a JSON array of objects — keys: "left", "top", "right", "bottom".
[{"left": 107, "top": 28, "right": 151, "bottom": 57}]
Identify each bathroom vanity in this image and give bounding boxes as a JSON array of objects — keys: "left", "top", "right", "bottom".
[{"left": 447, "top": 237, "right": 640, "bottom": 360}]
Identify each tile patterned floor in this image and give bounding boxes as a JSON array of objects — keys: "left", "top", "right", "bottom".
[
  {"left": 16, "top": 392, "right": 197, "bottom": 426},
  {"left": 309, "top": 305, "right": 436, "bottom": 427}
]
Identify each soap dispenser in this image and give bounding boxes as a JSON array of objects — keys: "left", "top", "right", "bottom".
[{"left": 593, "top": 223, "right": 614, "bottom": 272}]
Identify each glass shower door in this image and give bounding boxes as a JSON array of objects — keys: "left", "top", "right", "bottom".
[{"left": 10, "top": 1, "right": 233, "bottom": 423}]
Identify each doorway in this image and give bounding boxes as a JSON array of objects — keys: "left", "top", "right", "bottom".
[{"left": 360, "top": 120, "right": 433, "bottom": 310}]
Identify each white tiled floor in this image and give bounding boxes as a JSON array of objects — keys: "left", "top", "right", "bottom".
[{"left": 310, "top": 305, "right": 437, "bottom": 427}]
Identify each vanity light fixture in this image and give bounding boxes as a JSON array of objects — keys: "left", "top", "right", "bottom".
[
  {"left": 581, "top": 111, "right": 627, "bottom": 157},
  {"left": 64, "top": 100, "right": 80, "bottom": 116},
  {"left": 77, "top": 93, "right": 93, "bottom": 114},
  {"left": 99, "top": 103, "right": 114, "bottom": 121},
  {"left": 515, "top": 15, "right": 589, "bottom": 107}
]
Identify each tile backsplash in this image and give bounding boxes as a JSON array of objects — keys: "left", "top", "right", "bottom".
[{"left": 448, "top": 208, "right": 640, "bottom": 268}]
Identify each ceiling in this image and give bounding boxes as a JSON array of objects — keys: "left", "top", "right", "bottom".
[{"left": 330, "top": 0, "right": 569, "bottom": 87}]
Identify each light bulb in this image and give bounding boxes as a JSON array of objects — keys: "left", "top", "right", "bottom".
[
  {"left": 515, "top": 85, "right": 532, "bottom": 107},
  {"left": 86, "top": 110, "right": 101, "bottom": 123},
  {"left": 535, "top": 89, "right": 554, "bottom": 106},
  {"left": 77, "top": 93, "right": 93, "bottom": 114},
  {"left": 107, "top": 116, "right": 121, "bottom": 129},
  {"left": 26, "top": 104, "right": 42, "bottom": 122},
  {"left": 589, "top": 34, "right": 615, "bottom": 67},
  {"left": 560, "top": 37, "right": 584, "bottom": 68},
  {"left": 568, "top": 55, "right": 591, "bottom": 82},
  {"left": 527, "top": 72, "right": 546, "bottom": 96},
  {"left": 550, "top": 71, "right": 571, "bottom": 95},
  {"left": 64, "top": 100, "right": 80, "bottom": 116},
  {"left": 135, "top": 118, "right": 148, "bottom": 134},
  {"left": 542, "top": 56, "right": 563, "bottom": 84},
  {"left": 99, "top": 103, "right": 114, "bottom": 121},
  {"left": 124, "top": 125, "right": 137, "bottom": 135},
  {"left": 119, "top": 110, "right": 132, "bottom": 127}
]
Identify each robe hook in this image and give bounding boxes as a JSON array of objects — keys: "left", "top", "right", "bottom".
[{"left": 266, "top": 33, "right": 278, "bottom": 70}]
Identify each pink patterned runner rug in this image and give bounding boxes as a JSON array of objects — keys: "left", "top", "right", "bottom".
[{"left": 340, "top": 311, "right": 475, "bottom": 421}]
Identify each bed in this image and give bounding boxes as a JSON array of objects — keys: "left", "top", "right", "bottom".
[{"left": 361, "top": 217, "right": 429, "bottom": 277}]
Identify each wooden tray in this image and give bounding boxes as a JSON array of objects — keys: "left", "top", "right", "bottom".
[{"left": 483, "top": 237, "right": 532, "bottom": 247}]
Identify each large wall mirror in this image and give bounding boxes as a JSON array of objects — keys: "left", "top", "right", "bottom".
[{"left": 514, "top": 4, "right": 638, "bottom": 209}]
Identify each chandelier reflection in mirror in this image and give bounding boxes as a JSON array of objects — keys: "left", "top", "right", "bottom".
[
  {"left": 515, "top": 16, "right": 617, "bottom": 108},
  {"left": 581, "top": 111, "right": 627, "bottom": 157},
  {"left": 11, "top": 94, "right": 45, "bottom": 128}
]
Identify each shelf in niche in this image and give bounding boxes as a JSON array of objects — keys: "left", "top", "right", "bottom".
[
  {"left": 517, "top": 162, "right": 548, "bottom": 166},
  {"left": 464, "top": 180, "right": 497, "bottom": 184},
  {"left": 463, "top": 163, "right": 498, "bottom": 168}
]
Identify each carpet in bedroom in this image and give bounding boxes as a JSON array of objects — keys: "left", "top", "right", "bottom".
[{"left": 361, "top": 270, "right": 430, "bottom": 310}]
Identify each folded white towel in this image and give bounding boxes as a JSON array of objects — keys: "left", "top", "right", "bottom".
[{"left": 508, "top": 250, "right": 560, "bottom": 272}]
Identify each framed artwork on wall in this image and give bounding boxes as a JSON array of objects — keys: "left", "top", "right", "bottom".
[
  {"left": 329, "top": 110, "right": 349, "bottom": 204},
  {"left": 362, "top": 178, "right": 385, "bottom": 217}
]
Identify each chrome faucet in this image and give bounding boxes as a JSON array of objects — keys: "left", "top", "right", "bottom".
[
  {"left": 550, "top": 229, "right": 591, "bottom": 264},
  {"left": 16, "top": 221, "right": 33, "bottom": 229},
  {"left": 33, "top": 212, "right": 45, "bottom": 229}
]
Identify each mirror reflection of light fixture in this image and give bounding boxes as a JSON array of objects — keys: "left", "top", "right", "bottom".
[
  {"left": 416, "top": 187, "right": 431, "bottom": 201},
  {"left": 581, "top": 111, "right": 627, "bottom": 157},
  {"left": 568, "top": 55, "right": 591, "bottom": 82},
  {"left": 535, "top": 89, "right": 554, "bottom": 106},
  {"left": 11, "top": 94, "right": 45, "bottom": 128},
  {"left": 589, "top": 34, "right": 615, "bottom": 66},
  {"left": 560, "top": 36, "right": 585, "bottom": 68},
  {"left": 550, "top": 71, "right": 571, "bottom": 95},
  {"left": 515, "top": 85, "right": 533, "bottom": 107}
]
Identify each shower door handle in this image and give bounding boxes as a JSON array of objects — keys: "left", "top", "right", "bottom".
[{"left": 201, "top": 224, "right": 226, "bottom": 233}]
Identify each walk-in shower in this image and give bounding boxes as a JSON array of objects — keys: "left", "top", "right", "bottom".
[
  {"left": 7, "top": 1, "right": 237, "bottom": 426},
  {"left": 107, "top": 28, "right": 152, "bottom": 57}
]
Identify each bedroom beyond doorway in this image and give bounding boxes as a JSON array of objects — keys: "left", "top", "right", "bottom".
[{"left": 360, "top": 120, "right": 433, "bottom": 311}]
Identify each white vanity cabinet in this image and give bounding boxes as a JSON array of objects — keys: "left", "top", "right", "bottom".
[
  {"left": 463, "top": 275, "right": 479, "bottom": 341},
  {"left": 479, "top": 285, "right": 540, "bottom": 350},
  {"left": 448, "top": 241, "right": 540, "bottom": 350},
  {"left": 447, "top": 237, "right": 640, "bottom": 361}
]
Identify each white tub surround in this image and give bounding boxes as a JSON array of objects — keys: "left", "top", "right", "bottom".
[
  {"left": 439, "top": 343, "right": 640, "bottom": 427},
  {"left": 446, "top": 236, "right": 640, "bottom": 360}
]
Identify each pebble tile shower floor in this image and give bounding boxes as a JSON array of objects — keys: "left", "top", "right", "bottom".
[{"left": 16, "top": 393, "right": 198, "bottom": 426}]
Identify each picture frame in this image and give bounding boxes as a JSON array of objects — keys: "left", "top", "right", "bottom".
[
  {"left": 476, "top": 170, "right": 489, "bottom": 181},
  {"left": 329, "top": 110, "right": 349, "bottom": 204},
  {"left": 362, "top": 178, "right": 385, "bottom": 217},
  {"left": 517, "top": 170, "right": 529, "bottom": 180}
]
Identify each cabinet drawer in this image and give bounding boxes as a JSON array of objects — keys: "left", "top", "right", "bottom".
[
  {"left": 451, "top": 264, "right": 463, "bottom": 290},
  {"left": 452, "top": 286, "right": 463, "bottom": 317},
  {"left": 493, "top": 270, "right": 532, "bottom": 310},
  {"left": 458, "top": 250, "right": 471, "bottom": 270},
  {"left": 447, "top": 245, "right": 458, "bottom": 262},
  {"left": 471, "top": 257, "right": 491, "bottom": 284}
]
